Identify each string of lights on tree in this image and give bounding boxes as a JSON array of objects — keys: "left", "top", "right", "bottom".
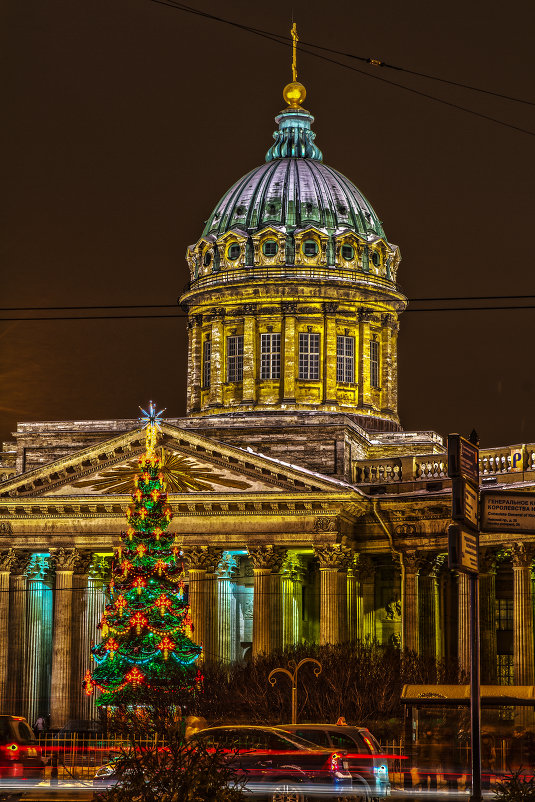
[{"left": 83, "top": 402, "right": 202, "bottom": 705}]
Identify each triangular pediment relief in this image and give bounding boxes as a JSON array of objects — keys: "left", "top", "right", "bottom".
[{"left": 0, "top": 422, "right": 351, "bottom": 499}]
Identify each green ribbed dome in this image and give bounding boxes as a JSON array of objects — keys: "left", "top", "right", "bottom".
[{"left": 202, "top": 106, "right": 386, "bottom": 242}]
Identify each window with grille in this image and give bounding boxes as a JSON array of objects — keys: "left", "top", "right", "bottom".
[
  {"left": 227, "top": 335, "right": 243, "bottom": 382},
  {"left": 497, "top": 654, "right": 513, "bottom": 685},
  {"left": 202, "top": 340, "right": 211, "bottom": 388},
  {"left": 260, "top": 333, "right": 281, "bottom": 379},
  {"left": 298, "top": 332, "right": 320, "bottom": 380},
  {"left": 370, "top": 339, "right": 380, "bottom": 388},
  {"left": 496, "top": 598, "right": 513, "bottom": 630},
  {"left": 337, "top": 335, "right": 355, "bottom": 383}
]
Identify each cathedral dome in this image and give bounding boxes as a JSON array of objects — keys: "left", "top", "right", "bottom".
[
  {"left": 202, "top": 118, "right": 386, "bottom": 244},
  {"left": 186, "top": 101, "right": 400, "bottom": 282}
]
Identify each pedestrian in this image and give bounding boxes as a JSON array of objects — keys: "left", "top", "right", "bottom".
[
  {"left": 417, "top": 728, "right": 439, "bottom": 791},
  {"left": 33, "top": 714, "right": 46, "bottom": 736},
  {"left": 481, "top": 733, "right": 496, "bottom": 790},
  {"left": 440, "top": 729, "right": 459, "bottom": 791},
  {"left": 507, "top": 727, "right": 525, "bottom": 772}
]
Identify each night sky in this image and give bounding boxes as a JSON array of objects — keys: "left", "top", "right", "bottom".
[{"left": 2, "top": 0, "right": 535, "bottom": 450}]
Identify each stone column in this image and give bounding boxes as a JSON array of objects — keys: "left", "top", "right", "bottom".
[
  {"left": 282, "top": 302, "right": 297, "bottom": 402},
  {"left": 380, "top": 315, "right": 398, "bottom": 414},
  {"left": 323, "top": 302, "right": 338, "bottom": 404},
  {"left": 242, "top": 305, "right": 257, "bottom": 403},
  {"left": 81, "top": 555, "right": 112, "bottom": 719},
  {"left": 70, "top": 551, "right": 93, "bottom": 720},
  {"left": 479, "top": 548, "right": 498, "bottom": 684},
  {"left": 270, "top": 571, "right": 284, "bottom": 653},
  {"left": 357, "top": 308, "right": 372, "bottom": 409},
  {"left": 249, "top": 546, "right": 286, "bottom": 657},
  {"left": 315, "top": 545, "right": 351, "bottom": 645},
  {"left": 281, "top": 553, "right": 305, "bottom": 648},
  {"left": 512, "top": 542, "right": 535, "bottom": 685},
  {"left": 50, "top": 548, "right": 80, "bottom": 729},
  {"left": 182, "top": 546, "right": 222, "bottom": 663},
  {"left": 401, "top": 550, "right": 423, "bottom": 653},
  {"left": 209, "top": 310, "right": 225, "bottom": 408},
  {"left": 0, "top": 550, "right": 16, "bottom": 711},
  {"left": 187, "top": 314, "right": 203, "bottom": 413},
  {"left": 458, "top": 571, "right": 471, "bottom": 676},
  {"left": 217, "top": 553, "right": 238, "bottom": 665},
  {"left": 347, "top": 560, "right": 359, "bottom": 643},
  {"left": 358, "top": 555, "right": 376, "bottom": 642},
  {"left": 24, "top": 555, "right": 53, "bottom": 725},
  {"left": 419, "top": 556, "right": 443, "bottom": 661},
  {"left": 8, "top": 552, "right": 31, "bottom": 716}
]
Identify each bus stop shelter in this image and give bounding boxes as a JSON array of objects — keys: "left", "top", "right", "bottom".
[{"left": 400, "top": 685, "right": 535, "bottom": 785}]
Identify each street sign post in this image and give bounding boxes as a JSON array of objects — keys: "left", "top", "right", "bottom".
[{"left": 447, "top": 433, "right": 481, "bottom": 802}]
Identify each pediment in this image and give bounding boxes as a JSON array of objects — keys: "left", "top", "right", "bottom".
[{"left": 0, "top": 422, "right": 350, "bottom": 498}]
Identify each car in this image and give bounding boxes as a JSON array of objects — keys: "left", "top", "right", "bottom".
[
  {"left": 192, "top": 725, "right": 354, "bottom": 801},
  {"left": 277, "top": 723, "right": 391, "bottom": 798},
  {"left": 0, "top": 715, "right": 45, "bottom": 782}
]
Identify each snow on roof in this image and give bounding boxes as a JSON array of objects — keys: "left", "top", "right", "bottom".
[{"left": 239, "top": 445, "right": 364, "bottom": 493}]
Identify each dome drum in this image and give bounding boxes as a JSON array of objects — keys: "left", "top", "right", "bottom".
[{"left": 187, "top": 226, "right": 401, "bottom": 285}]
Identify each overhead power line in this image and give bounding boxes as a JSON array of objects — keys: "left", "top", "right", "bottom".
[
  {"left": 148, "top": 0, "right": 535, "bottom": 137},
  {"left": 0, "top": 307, "right": 534, "bottom": 322},
  {"left": 2, "top": 294, "right": 535, "bottom": 313}
]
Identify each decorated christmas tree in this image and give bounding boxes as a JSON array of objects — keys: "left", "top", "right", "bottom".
[{"left": 84, "top": 403, "right": 202, "bottom": 706}]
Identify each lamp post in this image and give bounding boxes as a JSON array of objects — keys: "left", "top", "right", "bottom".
[{"left": 268, "top": 658, "right": 322, "bottom": 724}]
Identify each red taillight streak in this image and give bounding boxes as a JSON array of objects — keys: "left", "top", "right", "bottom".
[{"left": 344, "top": 752, "right": 407, "bottom": 760}]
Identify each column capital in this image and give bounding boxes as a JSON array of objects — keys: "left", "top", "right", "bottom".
[
  {"left": 0, "top": 548, "right": 17, "bottom": 572},
  {"left": 479, "top": 547, "right": 498, "bottom": 574},
  {"left": 281, "top": 552, "right": 306, "bottom": 581},
  {"left": 281, "top": 301, "right": 298, "bottom": 315},
  {"left": 27, "top": 554, "right": 53, "bottom": 581},
  {"left": 400, "top": 548, "right": 427, "bottom": 573},
  {"left": 181, "top": 545, "right": 222, "bottom": 572},
  {"left": 511, "top": 542, "right": 535, "bottom": 568},
  {"left": 89, "top": 554, "right": 113, "bottom": 582},
  {"left": 248, "top": 545, "right": 287, "bottom": 572},
  {"left": 217, "top": 551, "right": 239, "bottom": 579},
  {"left": 323, "top": 301, "right": 339, "bottom": 315},
  {"left": 9, "top": 550, "right": 33, "bottom": 576},
  {"left": 419, "top": 553, "right": 446, "bottom": 578},
  {"left": 50, "top": 547, "right": 80, "bottom": 572},
  {"left": 353, "top": 553, "right": 375, "bottom": 581},
  {"left": 73, "top": 550, "right": 94, "bottom": 575},
  {"left": 315, "top": 543, "right": 351, "bottom": 570}
]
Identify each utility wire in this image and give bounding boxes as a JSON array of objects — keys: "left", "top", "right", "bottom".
[
  {"left": 151, "top": 0, "right": 535, "bottom": 106},
  {"left": 148, "top": 0, "right": 535, "bottom": 137},
  {"left": 3, "top": 294, "right": 535, "bottom": 312},
  {"left": 0, "top": 306, "right": 534, "bottom": 321}
]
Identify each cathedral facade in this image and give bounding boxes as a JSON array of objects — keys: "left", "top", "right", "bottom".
[{"left": 0, "top": 79, "right": 534, "bottom": 728}]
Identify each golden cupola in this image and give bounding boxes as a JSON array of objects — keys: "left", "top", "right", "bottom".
[{"left": 180, "top": 62, "right": 406, "bottom": 432}]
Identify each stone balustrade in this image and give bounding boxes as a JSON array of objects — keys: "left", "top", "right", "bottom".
[{"left": 354, "top": 444, "right": 535, "bottom": 484}]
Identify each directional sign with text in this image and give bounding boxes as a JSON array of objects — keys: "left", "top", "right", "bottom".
[
  {"left": 481, "top": 491, "right": 535, "bottom": 534},
  {"left": 452, "top": 478, "right": 479, "bottom": 530},
  {"left": 448, "top": 523, "right": 479, "bottom": 573},
  {"left": 448, "top": 434, "right": 479, "bottom": 485}
]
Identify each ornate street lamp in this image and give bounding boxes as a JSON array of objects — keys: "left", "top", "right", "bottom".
[{"left": 268, "top": 658, "right": 322, "bottom": 725}]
